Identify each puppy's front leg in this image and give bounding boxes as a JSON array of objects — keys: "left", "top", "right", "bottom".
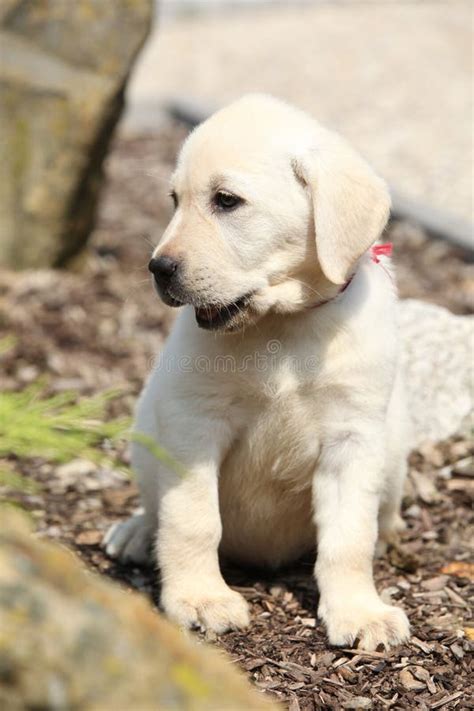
[
  {"left": 313, "top": 429, "right": 409, "bottom": 651},
  {"left": 157, "top": 417, "right": 249, "bottom": 634}
]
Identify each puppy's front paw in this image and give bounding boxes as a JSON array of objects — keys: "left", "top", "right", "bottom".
[
  {"left": 161, "top": 582, "right": 250, "bottom": 634},
  {"left": 319, "top": 598, "right": 410, "bottom": 651}
]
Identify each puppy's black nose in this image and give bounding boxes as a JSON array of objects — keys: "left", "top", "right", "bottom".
[{"left": 148, "top": 255, "right": 179, "bottom": 281}]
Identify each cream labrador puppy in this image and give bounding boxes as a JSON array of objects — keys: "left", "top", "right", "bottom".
[{"left": 104, "top": 94, "right": 410, "bottom": 651}]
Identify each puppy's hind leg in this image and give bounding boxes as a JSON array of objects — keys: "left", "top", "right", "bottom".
[
  {"left": 376, "top": 401, "right": 410, "bottom": 557},
  {"left": 376, "top": 374, "right": 411, "bottom": 559},
  {"left": 375, "top": 465, "right": 407, "bottom": 558},
  {"left": 103, "top": 510, "right": 153, "bottom": 565}
]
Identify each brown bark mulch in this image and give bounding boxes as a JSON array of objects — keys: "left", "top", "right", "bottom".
[{"left": 1, "top": 123, "right": 473, "bottom": 710}]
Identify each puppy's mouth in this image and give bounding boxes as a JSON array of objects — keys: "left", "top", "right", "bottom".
[
  {"left": 194, "top": 295, "right": 252, "bottom": 330},
  {"left": 158, "top": 284, "right": 253, "bottom": 331}
]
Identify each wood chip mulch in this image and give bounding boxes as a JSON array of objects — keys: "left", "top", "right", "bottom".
[{"left": 1, "top": 122, "right": 473, "bottom": 710}]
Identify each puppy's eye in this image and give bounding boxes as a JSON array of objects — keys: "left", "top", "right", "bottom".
[
  {"left": 214, "top": 191, "right": 243, "bottom": 211},
  {"left": 169, "top": 190, "right": 178, "bottom": 209}
]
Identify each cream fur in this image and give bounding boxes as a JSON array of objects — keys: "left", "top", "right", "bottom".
[{"left": 103, "top": 95, "right": 410, "bottom": 651}]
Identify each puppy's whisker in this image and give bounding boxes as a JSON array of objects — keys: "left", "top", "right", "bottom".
[
  {"left": 129, "top": 264, "right": 150, "bottom": 275},
  {"left": 144, "top": 170, "right": 173, "bottom": 182},
  {"left": 140, "top": 234, "right": 156, "bottom": 251},
  {"left": 224, "top": 302, "right": 234, "bottom": 322},
  {"left": 284, "top": 275, "right": 326, "bottom": 302},
  {"left": 122, "top": 278, "right": 152, "bottom": 303}
]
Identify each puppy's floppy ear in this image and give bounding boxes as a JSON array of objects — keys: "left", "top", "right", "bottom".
[{"left": 293, "top": 135, "right": 391, "bottom": 285}]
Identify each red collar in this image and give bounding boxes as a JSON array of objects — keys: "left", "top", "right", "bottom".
[
  {"left": 370, "top": 242, "right": 393, "bottom": 263},
  {"left": 310, "top": 242, "right": 393, "bottom": 309}
]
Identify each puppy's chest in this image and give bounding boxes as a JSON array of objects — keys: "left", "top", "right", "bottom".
[
  {"left": 219, "top": 335, "right": 338, "bottom": 486},
  {"left": 226, "top": 381, "right": 323, "bottom": 490}
]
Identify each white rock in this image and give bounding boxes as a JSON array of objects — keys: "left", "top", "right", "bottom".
[
  {"left": 404, "top": 504, "right": 421, "bottom": 518},
  {"left": 399, "top": 668, "right": 426, "bottom": 692},
  {"left": 56, "top": 459, "right": 97, "bottom": 481},
  {"left": 342, "top": 697, "right": 372, "bottom": 710},
  {"left": 399, "top": 299, "right": 473, "bottom": 445},
  {"left": 381, "top": 586, "right": 399, "bottom": 603}
]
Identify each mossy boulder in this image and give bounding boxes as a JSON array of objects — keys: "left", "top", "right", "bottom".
[
  {"left": 0, "top": 510, "right": 277, "bottom": 710},
  {"left": 0, "top": 0, "right": 152, "bottom": 268}
]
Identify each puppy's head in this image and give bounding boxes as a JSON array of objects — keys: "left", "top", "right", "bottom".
[{"left": 150, "top": 94, "right": 390, "bottom": 332}]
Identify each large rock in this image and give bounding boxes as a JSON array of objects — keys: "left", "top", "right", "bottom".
[
  {"left": 400, "top": 299, "right": 473, "bottom": 444},
  {"left": 0, "top": 0, "right": 152, "bottom": 268},
  {"left": 0, "top": 510, "right": 277, "bottom": 710}
]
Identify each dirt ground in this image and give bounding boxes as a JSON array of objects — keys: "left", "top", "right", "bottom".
[{"left": 1, "top": 123, "right": 473, "bottom": 710}]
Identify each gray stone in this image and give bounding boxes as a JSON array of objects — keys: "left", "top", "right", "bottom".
[
  {"left": 399, "top": 299, "right": 473, "bottom": 445},
  {"left": 0, "top": 509, "right": 277, "bottom": 710},
  {"left": 0, "top": 0, "right": 152, "bottom": 268}
]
